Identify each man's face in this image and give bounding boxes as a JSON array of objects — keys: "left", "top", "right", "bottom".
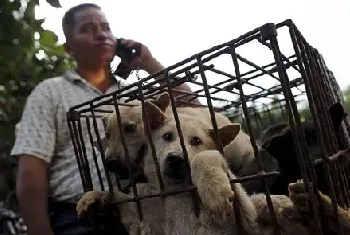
[{"left": 66, "top": 7, "right": 116, "bottom": 67}]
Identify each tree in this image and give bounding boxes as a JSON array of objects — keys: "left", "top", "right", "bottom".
[
  {"left": 0, "top": 0, "right": 74, "bottom": 202},
  {"left": 0, "top": 0, "right": 74, "bottom": 160}
]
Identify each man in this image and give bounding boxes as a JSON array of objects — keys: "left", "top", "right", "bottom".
[{"left": 11, "top": 3, "right": 198, "bottom": 235}]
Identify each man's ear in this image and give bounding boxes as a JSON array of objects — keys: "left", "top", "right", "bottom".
[
  {"left": 150, "top": 92, "right": 170, "bottom": 112},
  {"left": 143, "top": 101, "right": 166, "bottom": 130},
  {"left": 209, "top": 123, "right": 241, "bottom": 148}
]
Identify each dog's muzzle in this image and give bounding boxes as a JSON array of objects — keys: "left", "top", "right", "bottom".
[
  {"left": 164, "top": 153, "right": 187, "bottom": 179},
  {"left": 106, "top": 158, "right": 130, "bottom": 179},
  {"left": 106, "top": 144, "right": 147, "bottom": 181}
]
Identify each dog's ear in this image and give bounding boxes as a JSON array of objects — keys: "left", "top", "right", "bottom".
[
  {"left": 209, "top": 123, "right": 241, "bottom": 147},
  {"left": 328, "top": 102, "right": 347, "bottom": 130},
  {"left": 150, "top": 92, "right": 170, "bottom": 112},
  {"left": 94, "top": 113, "right": 111, "bottom": 153},
  {"left": 143, "top": 101, "right": 166, "bottom": 130},
  {"left": 93, "top": 137, "right": 109, "bottom": 153},
  {"left": 262, "top": 127, "right": 293, "bottom": 160}
]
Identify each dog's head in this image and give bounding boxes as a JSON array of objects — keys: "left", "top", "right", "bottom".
[
  {"left": 262, "top": 102, "right": 349, "bottom": 170},
  {"left": 142, "top": 99, "right": 241, "bottom": 186},
  {"left": 262, "top": 121, "right": 320, "bottom": 178},
  {"left": 261, "top": 102, "right": 350, "bottom": 195},
  {"left": 103, "top": 100, "right": 145, "bottom": 179},
  {"left": 103, "top": 93, "right": 170, "bottom": 179}
]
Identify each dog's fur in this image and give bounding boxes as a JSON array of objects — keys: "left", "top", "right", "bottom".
[
  {"left": 259, "top": 121, "right": 322, "bottom": 195},
  {"left": 288, "top": 180, "right": 350, "bottom": 234},
  {"left": 102, "top": 99, "right": 148, "bottom": 180}
]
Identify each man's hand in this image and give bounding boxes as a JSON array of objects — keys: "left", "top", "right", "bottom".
[
  {"left": 117, "top": 38, "right": 163, "bottom": 74},
  {"left": 118, "top": 38, "right": 201, "bottom": 105}
]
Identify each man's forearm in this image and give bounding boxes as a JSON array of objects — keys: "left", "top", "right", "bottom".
[
  {"left": 16, "top": 156, "right": 54, "bottom": 235},
  {"left": 144, "top": 57, "right": 201, "bottom": 105}
]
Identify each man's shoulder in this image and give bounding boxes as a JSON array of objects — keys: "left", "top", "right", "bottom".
[
  {"left": 31, "top": 71, "right": 75, "bottom": 94},
  {"left": 40, "top": 72, "right": 70, "bottom": 86}
]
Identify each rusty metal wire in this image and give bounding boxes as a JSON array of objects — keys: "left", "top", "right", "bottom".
[{"left": 66, "top": 19, "right": 350, "bottom": 234}]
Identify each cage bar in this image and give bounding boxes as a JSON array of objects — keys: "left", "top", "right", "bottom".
[{"left": 66, "top": 19, "right": 350, "bottom": 234}]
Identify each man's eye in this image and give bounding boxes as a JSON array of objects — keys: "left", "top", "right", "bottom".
[
  {"left": 163, "top": 132, "right": 173, "bottom": 141},
  {"left": 190, "top": 137, "right": 202, "bottom": 146},
  {"left": 123, "top": 124, "right": 136, "bottom": 133},
  {"left": 81, "top": 24, "right": 95, "bottom": 33},
  {"left": 102, "top": 23, "right": 111, "bottom": 31}
]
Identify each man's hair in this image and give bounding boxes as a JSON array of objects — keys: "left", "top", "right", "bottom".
[{"left": 62, "top": 3, "right": 101, "bottom": 42}]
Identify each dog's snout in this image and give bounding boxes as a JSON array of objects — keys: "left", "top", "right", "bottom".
[
  {"left": 166, "top": 154, "right": 184, "bottom": 168},
  {"left": 164, "top": 153, "right": 186, "bottom": 179},
  {"left": 106, "top": 158, "right": 120, "bottom": 172},
  {"left": 106, "top": 158, "right": 130, "bottom": 179}
]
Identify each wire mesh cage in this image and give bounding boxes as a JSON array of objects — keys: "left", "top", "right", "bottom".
[{"left": 67, "top": 19, "right": 350, "bottom": 235}]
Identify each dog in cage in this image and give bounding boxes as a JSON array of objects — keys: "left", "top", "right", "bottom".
[
  {"left": 259, "top": 102, "right": 350, "bottom": 196},
  {"left": 75, "top": 91, "right": 350, "bottom": 234},
  {"left": 256, "top": 102, "right": 350, "bottom": 233},
  {"left": 100, "top": 92, "right": 259, "bottom": 190},
  {"left": 77, "top": 93, "right": 260, "bottom": 235}
]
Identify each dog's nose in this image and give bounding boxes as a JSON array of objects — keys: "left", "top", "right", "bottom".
[
  {"left": 166, "top": 154, "right": 184, "bottom": 168},
  {"left": 106, "top": 158, "right": 120, "bottom": 172},
  {"left": 106, "top": 158, "right": 130, "bottom": 179}
]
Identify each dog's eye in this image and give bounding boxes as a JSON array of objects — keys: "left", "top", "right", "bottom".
[
  {"left": 163, "top": 132, "right": 173, "bottom": 141},
  {"left": 123, "top": 124, "right": 136, "bottom": 133},
  {"left": 190, "top": 136, "right": 202, "bottom": 146}
]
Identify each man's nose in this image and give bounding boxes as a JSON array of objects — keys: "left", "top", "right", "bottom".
[
  {"left": 95, "top": 31, "right": 108, "bottom": 41},
  {"left": 95, "top": 26, "right": 109, "bottom": 41}
]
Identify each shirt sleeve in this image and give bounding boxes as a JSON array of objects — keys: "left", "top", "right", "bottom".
[{"left": 11, "top": 81, "right": 56, "bottom": 164}]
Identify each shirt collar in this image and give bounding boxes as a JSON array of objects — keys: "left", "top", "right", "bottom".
[{"left": 63, "top": 68, "right": 123, "bottom": 85}]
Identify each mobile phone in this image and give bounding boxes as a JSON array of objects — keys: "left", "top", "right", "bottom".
[
  {"left": 115, "top": 38, "right": 141, "bottom": 62},
  {"left": 114, "top": 38, "right": 141, "bottom": 78}
]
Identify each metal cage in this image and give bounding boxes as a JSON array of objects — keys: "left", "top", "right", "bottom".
[{"left": 67, "top": 19, "right": 350, "bottom": 235}]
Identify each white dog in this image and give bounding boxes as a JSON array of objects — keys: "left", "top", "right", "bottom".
[
  {"left": 102, "top": 93, "right": 255, "bottom": 181},
  {"left": 77, "top": 98, "right": 260, "bottom": 234}
]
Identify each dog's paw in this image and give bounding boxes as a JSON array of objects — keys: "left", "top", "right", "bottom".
[
  {"left": 76, "top": 191, "right": 110, "bottom": 217},
  {"left": 288, "top": 180, "right": 316, "bottom": 214},
  {"left": 191, "top": 150, "right": 235, "bottom": 217},
  {"left": 199, "top": 177, "right": 235, "bottom": 217}
]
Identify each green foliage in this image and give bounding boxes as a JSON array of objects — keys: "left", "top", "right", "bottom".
[{"left": 0, "top": 0, "right": 74, "bottom": 162}]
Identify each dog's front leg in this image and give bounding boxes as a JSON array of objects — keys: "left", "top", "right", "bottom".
[
  {"left": 191, "top": 150, "right": 259, "bottom": 234},
  {"left": 190, "top": 150, "right": 235, "bottom": 218},
  {"left": 289, "top": 180, "right": 350, "bottom": 234},
  {"left": 76, "top": 188, "right": 142, "bottom": 233}
]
